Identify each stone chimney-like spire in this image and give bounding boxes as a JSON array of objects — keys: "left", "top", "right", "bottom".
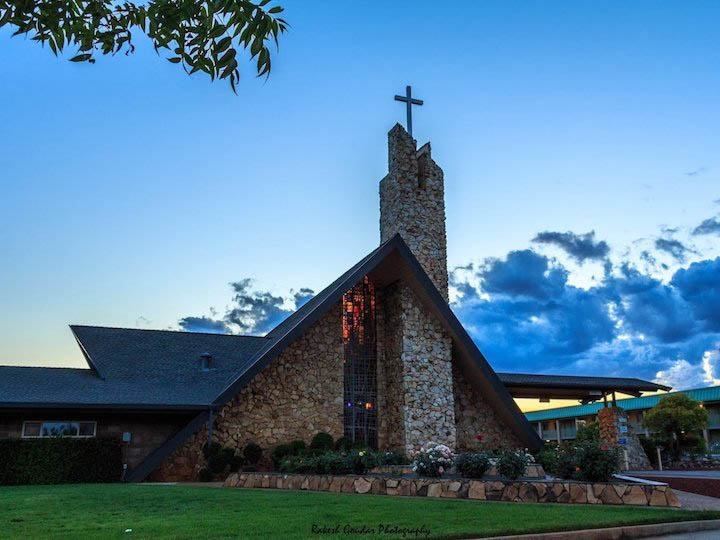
[{"left": 379, "top": 123, "right": 449, "bottom": 300}]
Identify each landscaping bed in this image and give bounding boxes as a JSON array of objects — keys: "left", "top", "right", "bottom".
[{"left": 224, "top": 471, "right": 681, "bottom": 507}]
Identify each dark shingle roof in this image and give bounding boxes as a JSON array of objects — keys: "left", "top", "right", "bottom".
[
  {"left": 1, "top": 235, "right": 544, "bottom": 480},
  {"left": 0, "top": 328, "right": 267, "bottom": 408},
  {"left": 497, "top": 372, "right": 670, "bottom": 393}
]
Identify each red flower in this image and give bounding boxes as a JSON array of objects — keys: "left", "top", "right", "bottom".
[{"left": 475, "top": 434, "right": 483, "bottom": 442}]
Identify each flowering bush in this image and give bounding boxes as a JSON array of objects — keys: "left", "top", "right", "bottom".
[
  {"left": 496, "top": 449, "right": 534, "bottom": 480},
  {"left": 411, "top": 443, "right": 455, "bottom": 478}
]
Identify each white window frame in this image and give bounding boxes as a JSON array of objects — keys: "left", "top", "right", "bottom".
[{"left": 21, "top": 421, "right": 97, "bottom": 439}]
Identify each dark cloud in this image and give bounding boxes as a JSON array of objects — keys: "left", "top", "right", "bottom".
[
  {"left": 178, "top": 316, "right": 231, "bottom": 334},
  {"left": 532, "top": 230, "right": 610, "bottom": 263},
  {"left": 480, "top": 250, "right": 567, "bottom": 299},
  {"left": 671, "top": 257, "right": 720, "bottom": 332},
  {"left": 293, "top": 288, "right": 315, "bottom": 308},
  {"left": 178, "top": 279, "right": 315, "bottom": 335},
  {"left": 654, "top": 238, "right": 691, "bottom": 262},
  {"left": 693, "top": 217, "right": 720, "bottom": 236},
  {"left": 451, "top": 243, "right": 720, "bottom": 385},
  {"left": 452, "top": 250, "right": 614, "bottom": 370}
]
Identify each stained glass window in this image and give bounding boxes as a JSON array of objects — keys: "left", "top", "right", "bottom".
[{"left": 342, "top": 276, "right": 378, "bottom": 449}]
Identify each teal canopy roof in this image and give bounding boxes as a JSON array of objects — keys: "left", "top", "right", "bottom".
[{"left": 525, "top": 385, "right": 720, "bottom": 422}]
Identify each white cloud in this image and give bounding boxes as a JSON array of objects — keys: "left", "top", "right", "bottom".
[
  {"left": 655, "top": 348, "right": 720, "bottom": 390},
  {"left": 702, "top": 349, "right": 720, "bottom": 386},
  {"left": 654, "top": 359, "right": 706, "bottom": 390}
]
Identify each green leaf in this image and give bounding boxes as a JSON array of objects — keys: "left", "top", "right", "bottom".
[{"left": 69, "top": 53, "right": 92, "bottom": 62}]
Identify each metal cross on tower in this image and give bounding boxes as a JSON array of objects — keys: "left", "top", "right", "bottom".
[{"left": 394, "top": 85, "right": 423, "bottom": 137}]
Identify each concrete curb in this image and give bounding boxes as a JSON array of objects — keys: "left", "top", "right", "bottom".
[{"left": 482, "top": 518, "right": 720, "bottom": 539}]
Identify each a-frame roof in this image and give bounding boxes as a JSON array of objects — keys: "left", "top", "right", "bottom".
[
  {"left": 0, "top": 235, "right": 542, "bottom": 480},
  {"left": 126, "top": 235, "right": 541, "bottom": 479},
  {"left": 212, "top": 234, "right": 542, "bottom": 443}
]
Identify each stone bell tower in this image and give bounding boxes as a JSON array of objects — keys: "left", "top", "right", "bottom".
[
  {"left": 380, "top": 124, "right": 449, "bottom": 301},
  {"left": 376, "top": 123, "right": 456, "bottom": 455}
]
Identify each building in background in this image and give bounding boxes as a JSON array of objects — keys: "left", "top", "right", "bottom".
[{"left": 525, "top": 385, "right": 720, "bottom": 451}]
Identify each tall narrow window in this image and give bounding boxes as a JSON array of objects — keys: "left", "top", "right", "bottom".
[{"left": 342, "top": 277, "right": 378, "bottom": 449}]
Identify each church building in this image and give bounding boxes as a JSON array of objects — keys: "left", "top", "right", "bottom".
[{"left": 0, "top": 123, "right": 667, "bottom": 482}]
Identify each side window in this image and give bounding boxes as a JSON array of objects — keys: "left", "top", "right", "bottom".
[{"left": 22, "top": 421, "right": 97, "bottom": 438}]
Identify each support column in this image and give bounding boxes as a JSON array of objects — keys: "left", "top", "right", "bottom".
[{"left": 555, "top": 419, "right": 561, "bottom": 443}]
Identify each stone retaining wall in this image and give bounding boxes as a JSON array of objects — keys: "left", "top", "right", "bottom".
[{"left": 224, "top": 472, "right": 680, "bottom": 507}]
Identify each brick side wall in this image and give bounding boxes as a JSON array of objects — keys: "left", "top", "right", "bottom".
[
  {"left": 0, "top": 412, "right": 189, "bottom": 470},
  {"left": 452, "top": 363, "right": 522, "bottom": 451}
]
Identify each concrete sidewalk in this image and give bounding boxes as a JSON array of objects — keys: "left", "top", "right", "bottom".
[
  {"left": 484, "top": 519, "right": 720, "bottom": 540},
  {"left": 626, "top": 470, "right": 720, "bottom": 479},
  {"left": 673, "top": 489, "right": 720, "bottom": 510}
]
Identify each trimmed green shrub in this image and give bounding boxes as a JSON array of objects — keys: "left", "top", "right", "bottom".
[
  {"left": 536, "top": 444, "right": 562, "bottom": 476},
  {"left": 310, "top": 432, "right": 334, "bottom": 452},
  {"left": 334, "top": 436, "right": 351, "bottom": 452},
  {"left": 289, "top": 439, "right": 307, "bottom": 455},
  {"left": 573, "top": 441, "right": 620, "bottom": 482},
  {"left": 271, "top": 444, "right": 293, "bottom": 468},
  {"left": 314, "top": 452, "right": 349, "bottom": 474},
  {"left": 198, "top": 468, "right": 214, "bottom": 482},
  {"left": 279, "top": 449, "right": 377, "bottom": 475},
  {"left": 455, "top": 453, "right": 491, "bottom": 478},
  {"left": 243, "top": 442, "right": 262, "bottom": 465},
  {"left": 202, "top": 441, "right": 222, "bottom": 459},
  {"left": 496, "top": 449, "right": 532, "bottom": 480},
  {"left": 0, "top": 438, "right": 122, "bottom": 485},
  {"left": 548, "top": 440, "right": 621, "bottom": 482},
  {"left": 375, "top": 450, "right": 408, "bottom": 466},
  {"left": 279, "top": 454, "right": 317, "bottom": 474},
  {"left": 229, "top": 452, "right": 245, "bottom": 472}
]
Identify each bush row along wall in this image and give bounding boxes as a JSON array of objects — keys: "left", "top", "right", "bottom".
[
  {"left": 0, "top": 438, "right": 123, "bottom": 485},
  {"left": 224, "top": 472, "right": 681, "bottom": 507}
]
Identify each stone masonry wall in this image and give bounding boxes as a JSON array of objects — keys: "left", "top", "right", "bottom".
[
  {"left": 452, "top": 362, "right": 522, "bottom": 451},
  {"left": 376, "top": 284, "right": 407, "bottom": 451},
  {"left": 155, "top": 304, "right": 344, "bottom": 479},
  {"left": 378, "top": 282, "right": 456, "bottom": 455},
  {"left": 377, "top": 123, "right": 456, "bottom": 455},
  {"left": 225, "top": 472, "right": 681, "bottom": 507},
  {"left": 214, "top": 303, "right": 344, "bottom": 453},
  {"left": 380, "top": 124, "right": 449, "bottom": 301}
]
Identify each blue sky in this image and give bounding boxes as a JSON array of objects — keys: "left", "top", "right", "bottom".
[{"left": 1, "top": 1, "right": 719, "bottom": 391}]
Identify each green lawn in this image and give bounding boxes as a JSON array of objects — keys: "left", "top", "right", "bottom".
[{"left": 1, "top": 484, "right": 718, "bottom": 539}]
